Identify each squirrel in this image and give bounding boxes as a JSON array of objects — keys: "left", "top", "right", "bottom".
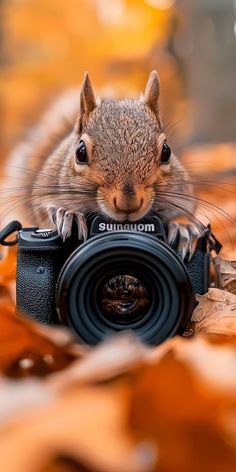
[{"left": 3, "top": 71, "right": 200, "bottom": 260}]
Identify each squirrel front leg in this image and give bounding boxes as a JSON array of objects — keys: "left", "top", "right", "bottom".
[
  {"left": 167, "top": 222, "right": 200, "bottom": 261},
  {"left": 48, "top": 207, "right": 88, "bottom": 242},
  {"left": 162, "top": 156, "right": 201, "bottom": 261}
]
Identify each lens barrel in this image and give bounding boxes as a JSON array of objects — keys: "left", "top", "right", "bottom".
[{"left": 56, "top": 232, "right": 195, "bottom": 345}]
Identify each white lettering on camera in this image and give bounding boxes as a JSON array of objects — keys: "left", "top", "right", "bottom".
[{"left": 98, "top": 222, "right": 155, "bottom": 232}]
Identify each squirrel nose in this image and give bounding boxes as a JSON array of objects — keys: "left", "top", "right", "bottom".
[{"left": 113, "top": 195, "right": 143, "bottom": 213}]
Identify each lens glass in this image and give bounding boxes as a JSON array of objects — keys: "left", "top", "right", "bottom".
[{"left": 97, "top": 274, "right": 151, "bottom": 324}]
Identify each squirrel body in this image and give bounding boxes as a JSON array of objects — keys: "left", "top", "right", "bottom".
[{"left": 4, "top": 71, "right": 198, "bottom": 258}]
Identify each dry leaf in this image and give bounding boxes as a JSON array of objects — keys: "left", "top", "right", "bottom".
[
  {"left": 0, "top": 304, "right": 76, "bottom": 377},
  {"left": 128, "top": 346, "right": 236, "bottom": 472},
  {"left": 214, "top": 256, "right": 236, "bottom": 294},
  {"left": 0, "top": 382, "right": 156, "bottom": 472},
  {"left": 187, "top": 288, "right": 236, "bottom": 337},
  {"left": 47, "top": 333, "right": 153, "bottom": 390}
]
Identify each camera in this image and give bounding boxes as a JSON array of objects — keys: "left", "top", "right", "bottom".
[{"left": 14, "top": 214, "right": 212, "bottom": 345}]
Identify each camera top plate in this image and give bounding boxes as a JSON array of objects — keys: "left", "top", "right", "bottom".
[{"left": 18, "top": 228, "right": 63, "bottom": 248}]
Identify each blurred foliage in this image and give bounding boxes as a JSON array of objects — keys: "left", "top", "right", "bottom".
[
  {"left": 1, "top": 0, "right": 236, "bottom": 162},
  {"left": 1, "top": 0, "right": 185, "bottom": 160}
]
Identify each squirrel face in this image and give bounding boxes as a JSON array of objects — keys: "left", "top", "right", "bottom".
[{"left": 66, "top": 72, "right": 176, "bottom": 222}]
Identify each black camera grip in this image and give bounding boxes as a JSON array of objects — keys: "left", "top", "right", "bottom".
[{"left": 16, "top": 248, "right": 61, "bottom": 324}]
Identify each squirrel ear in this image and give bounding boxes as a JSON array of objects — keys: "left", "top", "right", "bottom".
[
  {"left": 144, "top": 70, "right": 161, "bottom": 122},
  {"left": 77, "top": 73, "right": 96, "bottom": 132}
]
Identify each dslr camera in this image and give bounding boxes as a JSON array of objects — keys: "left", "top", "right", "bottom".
[{"left": 8, "top": 214, "right": 219, "bottom": 345}]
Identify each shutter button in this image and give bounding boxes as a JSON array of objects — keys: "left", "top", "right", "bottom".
[{"left": 32, "top": 229, "right": 57, "bottom": 239}]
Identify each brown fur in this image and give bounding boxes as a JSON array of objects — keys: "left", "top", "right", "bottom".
[{"left": 4, "top": 71, "right": 196, "bottom": 242}]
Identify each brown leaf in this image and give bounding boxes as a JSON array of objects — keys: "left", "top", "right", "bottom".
[
  {"left": 0, "top": 382, "right": 156, "bottom": 472},
  {"left": 0, "top": 304, "right": 76, "bottom": 378},
  {"left": 128, "top": 347, "right": 236, "bottom": 472},
  {"left": 47, "top": 333, "right": 153, "bottom": 391},
  {"left": 214, "top": 256, "right": 236, "bottom": 294},
  {"left": 187, "top": 288, "right": 236, "bottom": 337}
]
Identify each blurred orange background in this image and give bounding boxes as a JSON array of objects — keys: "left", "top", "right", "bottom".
[{"left": 1, "top": 0, "right": 235, "bottom": 159}]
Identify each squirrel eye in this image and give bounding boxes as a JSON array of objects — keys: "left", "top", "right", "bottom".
[
  {"left": 160, "top": 142, "right": 171, "bottom": 165},
  {"left": 75, "top": 140, "right": 88, "bottom": 164}
]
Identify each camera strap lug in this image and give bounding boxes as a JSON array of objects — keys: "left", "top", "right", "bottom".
[
  {"left": 203, "top": 224, "right": 222, "bottom": 254},
  {"left": 0, "top": 220, "right": 22, "bottom": 246}
]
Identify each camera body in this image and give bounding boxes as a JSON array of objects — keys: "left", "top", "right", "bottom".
[{"left": 16, "top": 216, "right": 210, "bottom": 345}]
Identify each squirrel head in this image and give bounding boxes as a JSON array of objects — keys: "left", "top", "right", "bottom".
[{"left": 67, "top": 71, "right": 176, "bottom": 222}]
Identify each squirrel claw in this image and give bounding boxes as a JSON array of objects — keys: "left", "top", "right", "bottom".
[
  {"left": 61, "top": 211, "right": 74, "bottom": 241},
  {"left": 74, "top": 212, "right": 88, "bottom": 241},
  {"left": 48, "top": 207, "right": 88, "bottom": 242},
  {"left": 167, "top": 222, "right": 200, "bottom": 262}
]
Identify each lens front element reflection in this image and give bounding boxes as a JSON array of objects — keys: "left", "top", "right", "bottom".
[{"left": 99, "top": 274, "right": 150, "bottom": 323}]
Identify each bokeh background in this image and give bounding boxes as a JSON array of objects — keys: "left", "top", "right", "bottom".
[{"left": 1, "top": 0, "right": 236, "bottom": 161}]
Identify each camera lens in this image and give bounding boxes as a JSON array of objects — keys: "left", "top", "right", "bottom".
[{"left": 56, "top": 232, "right": 195, "bottom": 345}]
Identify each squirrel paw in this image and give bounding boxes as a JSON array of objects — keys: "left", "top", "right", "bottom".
[
  {"left": 48, "top": 207, "right": 88, "bottom": 242},
  {"left": 167, "top": 222, "right": 200, "bottom": 261}
]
